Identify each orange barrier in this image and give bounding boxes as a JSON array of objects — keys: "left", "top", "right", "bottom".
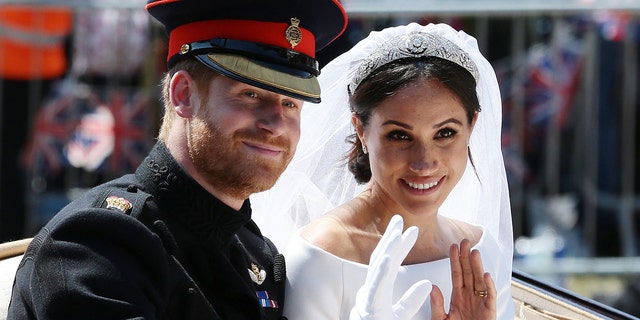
[{"left": 0, "top": 5, "right": 73, "bottom": 79}]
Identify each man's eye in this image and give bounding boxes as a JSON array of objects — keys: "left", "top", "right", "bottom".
[
  {"left": 283, "top": 101, "right": 298, "bottom": 109},
  {"left": 245, "top": 91, "right": 258, "bottom": 98}
]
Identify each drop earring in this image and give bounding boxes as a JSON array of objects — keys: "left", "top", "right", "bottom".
[{"left": 362, "top": 145, "right": 368, "bottom": 154}]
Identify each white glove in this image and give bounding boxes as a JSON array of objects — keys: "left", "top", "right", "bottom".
[{"left": 349, "top": 215, "right": 432, "bottom": 320}]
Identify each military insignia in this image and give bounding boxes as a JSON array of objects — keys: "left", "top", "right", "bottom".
[
  {"left": 256, "top": 290, "right": 279, "bottom": 308},
  {"left": 285, "top": 17, "right": 302, "bottom": 49},
  {"left": 105, "top": 196, "right": 132, "bottom": 214},
  {"left": 248, "top": 263, "right": 266, "bottom": 285}
]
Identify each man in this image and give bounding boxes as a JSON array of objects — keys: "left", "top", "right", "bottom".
[{"left": 8, "top": 0, "right": 347, "bottom": 319}]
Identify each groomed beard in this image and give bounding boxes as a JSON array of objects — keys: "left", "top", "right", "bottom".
[{"left": 188, "top": 116, "right": 293, "bottom": 200}]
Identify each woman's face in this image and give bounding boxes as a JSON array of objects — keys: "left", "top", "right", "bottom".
[{"left": 355, "top": 78, "right": 477, "bottom": 215}]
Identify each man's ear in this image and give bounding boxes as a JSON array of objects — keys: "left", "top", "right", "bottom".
[{"left": 170, "top": 70, "right": 196, "bottom": 118}]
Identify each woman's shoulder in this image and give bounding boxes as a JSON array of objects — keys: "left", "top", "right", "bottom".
[
  {"left": 299, "top": 209, "right": 351, "bottom": 251},
  {"left": 298, "top": 206, "right": 370, "bottom": 263},
  {"left": 442, "top": 216, "right": 484, "bottom": 247}
]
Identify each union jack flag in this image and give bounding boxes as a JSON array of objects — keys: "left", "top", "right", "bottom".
[
  {"left": 103, "top": 88, "right": 154, "bottom": 173},
  {"left": 495, "top": 21, "right": 584, "bottom": 183},
  {"left": 22, "top": 81, "right": 155, "bottom": 175},
  {"left": 65, "top": 103, "right": 115, "bottom": 172},
  {"left": 21, "top": 83, "right": 82, "bottom": 174}
]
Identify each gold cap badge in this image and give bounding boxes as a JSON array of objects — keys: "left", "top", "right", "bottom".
[
  {"left": 285, "top": 17, "right": 302, "bottom": 49},
  {"left": 106, "top": 196, "right": 133, "bottom": 214}
]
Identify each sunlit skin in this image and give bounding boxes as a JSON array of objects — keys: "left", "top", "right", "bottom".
[
  {"left": 303, "top": 78, "right": 479, "bottom": 262},
  {"left": 166, "top": 70, "right": 302, "bottom": 210},
  {"left": 301, "top": 77, "right": 496, "bottom": 319},
  {"left": 357, "top": 78, "right": 473, "bottom": 224},
  {"left": 431, "top": 240, "right": 497, "bottom": 319}
]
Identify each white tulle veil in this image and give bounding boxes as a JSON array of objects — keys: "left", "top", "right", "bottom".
[{"left": 251, "top": 22, "right": 513, "bottom": 266}]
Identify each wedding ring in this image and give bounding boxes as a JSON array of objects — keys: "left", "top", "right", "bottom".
[{"left": 474, "top": 290, "right": 488, "bottom": 298}]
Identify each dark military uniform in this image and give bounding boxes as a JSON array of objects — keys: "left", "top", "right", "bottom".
[
  {"left": 9, "top": 142, "right": 286, "bottom": 319},
  {"left": 8, "top": 0, "right": 347, "bottom": 318}
]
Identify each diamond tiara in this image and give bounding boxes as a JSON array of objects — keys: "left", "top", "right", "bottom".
[{"left": 348, "top": 31, "right": 479, "bottom": 93}]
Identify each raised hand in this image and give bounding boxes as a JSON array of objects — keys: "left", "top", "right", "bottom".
[
  {"left": 430, "top": 239, "right": 497, "bottom": 319},
  {"left": 349, "top": 215, "right": 432, "bottom": 320}
]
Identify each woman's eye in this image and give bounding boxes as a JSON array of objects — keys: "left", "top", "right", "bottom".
[
  {"left": 388, "top": 131, "right": 410, "bottom": 140},
  {"left": 437, "top": 128, "right": 457, "bottom": 139}
]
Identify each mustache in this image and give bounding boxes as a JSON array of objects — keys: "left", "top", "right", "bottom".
[{"left": 233, "top": 130, "right": 291, "bottom": 152}]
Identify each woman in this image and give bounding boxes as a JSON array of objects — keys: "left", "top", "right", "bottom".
[{"left": 251, "top": 22, "right": 514, "bottom": 319}]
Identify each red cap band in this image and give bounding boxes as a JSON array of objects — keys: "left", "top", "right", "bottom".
[{"left": 167, "top": 19, "right": 316, "bottom": 63}]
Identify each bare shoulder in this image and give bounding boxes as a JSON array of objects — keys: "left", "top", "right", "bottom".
[
  {"left": 446, "top": 217, "right": 484, "bottom": 246},
  {"left": 300, "top": 209, "right": 350, "bottom": 250},
  {"left": 298, "top": 207, "right": 360, "bottom": 261}
]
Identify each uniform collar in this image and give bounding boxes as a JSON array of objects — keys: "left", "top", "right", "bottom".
[{"left": 135, "top": 141, "right": 252, "bottom": 249}]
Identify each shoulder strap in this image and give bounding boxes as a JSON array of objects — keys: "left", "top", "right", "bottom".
[
  {"left": 91, "top": 185, "right": 178, "bottom": 255},
  {"left": 91, "top": 185, "right": 151, "bottom": 219}
]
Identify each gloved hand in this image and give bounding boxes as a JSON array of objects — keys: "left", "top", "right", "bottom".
[{"left": 349, "top": 215, "right": 432, "bottom": 320}]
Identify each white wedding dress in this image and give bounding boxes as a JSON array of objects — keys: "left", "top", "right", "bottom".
[{"left": 283, "top": 226, "right": 513, "bottom": 320}]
